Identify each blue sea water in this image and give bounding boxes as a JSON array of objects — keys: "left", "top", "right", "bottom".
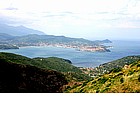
[{"left": 0, "top": 40, "right": 140, "bottom": 67}]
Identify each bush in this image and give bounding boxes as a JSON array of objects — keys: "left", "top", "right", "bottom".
[
  {"left": 138, "top": 75, "right": 140, "bottom": 82},
  {"left": 98, "top": 77, "right": 108, "bottom": 84},
  {"left": 120, "top": 77, "right": 124, "bottom": 83}
]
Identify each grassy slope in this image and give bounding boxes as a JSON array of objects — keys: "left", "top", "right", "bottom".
[{"left": 66, "top": 60, "right": 140, "bottom": 93}]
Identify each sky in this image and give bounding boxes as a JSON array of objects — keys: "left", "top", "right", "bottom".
[{"left": 0, "top": 0, "right": 140, "bottom": 40}]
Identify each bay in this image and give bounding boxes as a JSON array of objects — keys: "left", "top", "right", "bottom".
[{"left": 0, "top": 40, "right": 140, "bottom": 67}]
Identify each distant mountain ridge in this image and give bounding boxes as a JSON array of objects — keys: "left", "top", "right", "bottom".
[
  {"left": 0, "top": 33, "right": 112, "bottom": 51},
  {"left": 0, "top": 24, "right": 45, "bottom": 36},
  {"left": 0, "top": 24, "right": 112, "bottom": 52},
  {"left": 0, "top": 33, "right": 110, "bottom": 44}
]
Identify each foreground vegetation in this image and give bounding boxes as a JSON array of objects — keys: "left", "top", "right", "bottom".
[
  {"left": 0, "top": 52, "right": 89, "bottom": 82},
  {"left": 0, "top": 52, "right": 89, "bottom": 92},
  {"left": 1, "top": 52, "right": 140, "bottom": 93},
  {"left": 81, "top": 55, "right": 140, "bottom": 77},
  {"left": 66, "top": 60, "right": 140, "bottom": 93},
  {"left": 0, "top": 58, "right": 67, "bottom": 92}
]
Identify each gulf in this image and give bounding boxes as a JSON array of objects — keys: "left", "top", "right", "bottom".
[{"left": 0, "top": 40, "right": 140, "bottom": 67}]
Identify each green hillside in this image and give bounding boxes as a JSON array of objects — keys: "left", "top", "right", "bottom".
[
  {"left": 33, "top": 57, "right": 90, "bottom": 81},
  {"left": 0, "top": 58, "right": 67, "bottom": 93},
  {"left": 82, "top": 55, "right": 140, "bottom": 77},
  {"left": 2, "top": 52, "right": 140, "bottom": 93},
  {"left": 0, "top": 52, "right": 89, "bottom": 83},
  {"left": 66, "top": 60, "right": 140, "bottom": 93}
]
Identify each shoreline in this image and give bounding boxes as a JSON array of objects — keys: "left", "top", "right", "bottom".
[{"left": 18, "top": 43, "right": 111, "bottom": 53}]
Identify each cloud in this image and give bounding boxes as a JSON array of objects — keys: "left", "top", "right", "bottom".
[
  {"left": 4, "top": 7, "right": 18, "bottom": 11},
  {"left": 0, "top": 0, "right": 140, "bottom": 39}
]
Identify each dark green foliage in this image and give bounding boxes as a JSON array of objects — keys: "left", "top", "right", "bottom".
[
  {"left": 81, "top": 81, "right": 88, "bottom": 87},
  {"left": 34, "top": 57, "right": 90, "bottom": 81},
  {"left": 137, "top": 64, "right": 140, "bottom": 67},
  {"left": 138, "top": 75, "right": 140, "bottom": 82},
  {"left": 127, "top": 70, "right": 135, "bottom": 76},
  {"left": 0, "top": 52, "right": 91, "bottom": 93},
  {"left": 33, "top": 57, "right": 79, "bottom": 73},
  {"left": 120, "top": 77, "right": 124, "bottom": 83},
  {"left": 0, "top": 52, "right": 44, "bottom": 67},
  {"left": 0, "top": 52, "right": 90, "bottom": 82},
  {"left": 98, "top": 77, "right": 108, "bottom": 84},
  {"left": 0, "top": 59, "right": 67, "bottom": 93}
]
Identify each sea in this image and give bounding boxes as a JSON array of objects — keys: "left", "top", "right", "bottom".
[{"left": 0, "top": 40, "right": 140, "bottom": 68}]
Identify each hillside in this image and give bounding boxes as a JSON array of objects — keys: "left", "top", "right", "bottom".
[
  {"left": 66, "top": 60, "right": 140, "bottom": 93},
  {"left": 0, "top": 33, "right": 112, "bottom": 52},
  {"left": 1, "top": 52, "right": 140, "bottom": 93},
  {"left": 0, "top": 44, "right": 19, "bottom": 49},
  {"left": 0, "top": 33, "right": 111, "bottom": 45},
  {"left": 0, "top": 24, "right": 45, "bottom": 36},
  {"left": 0, "top": 52, "right": 89, "bottom": 84},
  {"left": 81, "top": 55, "right": 140, "bottom": 77},
  {"left": 0, "top": 58, "right": 67, "bottom": 93}
]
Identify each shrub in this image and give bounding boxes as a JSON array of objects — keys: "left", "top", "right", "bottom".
[
  {"left": 120, "top": 77, "right": 124, "bottom": 83},
  {"left": 138, "top": 75, "right": 140, "bottom": 82},
  {"left": 98, "top": 77, "right": 108, "bottom": 84}
]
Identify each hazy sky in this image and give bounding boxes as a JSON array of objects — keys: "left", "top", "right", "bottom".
[{"left": 0, "top": 0, "right": 140, "bottom": 40}]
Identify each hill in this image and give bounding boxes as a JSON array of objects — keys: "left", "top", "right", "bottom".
[
  {"left": 0, "top": 44, "right": 19, "bottom": 49},
  {"left": 81, "top": 55, "right": 140, "bottom": 77},
  {"left": 1, "top": 52, "right": 140, "bottom": 93},
  {"left": 66, "top": 59, "right": 140, "bottom": 93},
  {"left": 94, "top": 39, "right": 112, "bottom": 44},
  {"left": 0, "top": 24, "right": 45, "bottom": 36},
  {"left": 0, "top": 33, "right": 109, "bottom": 45},
  {"left": 0, "top": 58, "right": 67, "bottom": 93},
  {"left": 0, "top": 33, "right": 112, "bottom": 52},
  {"left": 0, "top": 52, "right": 89, "bottom": 85},
  {"left": 0, "top": 33, "right": 15, "bottom": 41}
]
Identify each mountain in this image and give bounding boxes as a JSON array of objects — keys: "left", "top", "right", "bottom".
[
  {"left": 0, "top": 33, "right": 112, "bottom": 53},
  {"left": 0, "top": 24, "right": 45, "bottom": 36},
  {"left": 5, "top": 34, "right": 99, "bottom": 45}
]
